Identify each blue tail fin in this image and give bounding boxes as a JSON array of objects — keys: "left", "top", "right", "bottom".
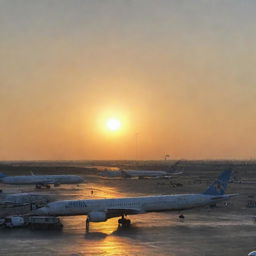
[{"left": 203, "top": 170, "right": 232, "bottom": 195}]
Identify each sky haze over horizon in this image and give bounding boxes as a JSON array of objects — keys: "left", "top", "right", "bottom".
[{"left": 1, "top": 0, "right": 256, "bottom": 160}]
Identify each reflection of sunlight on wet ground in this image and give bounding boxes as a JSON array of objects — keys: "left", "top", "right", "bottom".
[
  {"left": 78, "top": 183, "right": 124, "bottom": 199},
  {"left": 45, "top": 182, "right": 130, "bottom": 200},
  {"left": 58, "top": 208, "right": 256, "bottom": 256},
  {"left": 61, "top": 215, "right": 176, "bottom": 256}
]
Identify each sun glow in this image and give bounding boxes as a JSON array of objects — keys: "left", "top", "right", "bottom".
[{"left": 106, "top": 118, "right": 121, "bottom": 131}]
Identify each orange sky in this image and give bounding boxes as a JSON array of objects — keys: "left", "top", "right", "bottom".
[{"left": 1, "top": 0, "right": 256, "bottom": 160}]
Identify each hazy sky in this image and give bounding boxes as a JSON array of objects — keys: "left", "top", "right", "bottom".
[{"left": 1, "top": 0, "right": 256, "bottom": 160}]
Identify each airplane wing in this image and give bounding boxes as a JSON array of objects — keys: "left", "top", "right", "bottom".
[
  {"left": 39, "top": 178, "right": 55, "bottom": 185},
  {"left": 170, "top": 171, "right": 183, "bottom": 175},
  {"left": 44, "top": 181, "right": 55, "bottom": 184},
  {"left": 107, "top": 207, "right": 143, "bottom": 216}
]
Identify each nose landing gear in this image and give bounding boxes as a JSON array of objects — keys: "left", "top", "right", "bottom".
[{"left": 86, "top": 218, "right": 90, "bottom": 233}]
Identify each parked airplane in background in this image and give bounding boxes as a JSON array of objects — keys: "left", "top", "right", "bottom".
[
  {"left": 100, "top": 169, "right": 183, "bottom": 178},
  {"left": 100, "top": 161, "right": 182, "bottom": 179},
  {"left": 34, "top": 170, "right": 236, "bottom": 231},
  {"left": 0, "top": 191, "right": 52, "bottom": 217},
  {"left": 0, "top": 192, "right": 51, "bottom": 205},
  {"left": 0, "top": 192, "right": 50, "bottom": 204},
  {"left": 0, "top": 173, "right": 84, "bottom": 189}
]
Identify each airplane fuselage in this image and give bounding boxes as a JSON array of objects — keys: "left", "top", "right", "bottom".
[
  {"left": 122, "top": 170, "right": 169, "bottom": 177},
  {"left": 35, "top": 193, "right": 231, "bottom": 219}
]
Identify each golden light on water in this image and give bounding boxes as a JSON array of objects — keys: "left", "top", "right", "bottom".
[{"left": 106, "top": 118, "right": 121, "bottom": 131}]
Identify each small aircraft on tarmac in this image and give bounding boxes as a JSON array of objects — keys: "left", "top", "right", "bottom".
[
  {"left": 0, "top": 173, "right": 84, "bottom": 189},
  {"left": 34, "top": 170, "right": 237, "bottom": 231}
]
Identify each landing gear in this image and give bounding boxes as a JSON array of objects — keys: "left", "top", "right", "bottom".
[
  {"left": 118, "top": 215, "right": 131, "bottom": 228},
  {"left": 35, "top": 184, "right": 51, "bottom": 189},
  {"left": 179, "top": 214, "right": 185, "bottom": 220},
  {"left": 86, "top": 218, "right": 90, "bottom": 232}
]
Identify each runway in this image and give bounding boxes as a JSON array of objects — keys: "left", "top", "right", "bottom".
[{"left": 0, "top": 174, "right": 255, "bottom": 256}]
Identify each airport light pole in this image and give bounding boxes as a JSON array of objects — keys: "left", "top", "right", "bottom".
[{"left": 135, "top": 132, "right": 139, "bottom": 161}]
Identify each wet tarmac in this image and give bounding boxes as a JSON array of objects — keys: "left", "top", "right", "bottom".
[{"left": 0, "top": 179, "right": 255, "bottom": 256}]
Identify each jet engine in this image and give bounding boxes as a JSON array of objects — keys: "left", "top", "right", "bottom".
[{"left": 88, "top": 211, "right": 107, "bottom": 222}]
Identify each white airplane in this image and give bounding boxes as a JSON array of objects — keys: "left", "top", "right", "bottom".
[
  {"left": 0, "top": 173, "right": 84, "bottom": 189},
  {"left": 100, "top": 169, "right": 183, "bottom": 179},
  {"left": 100, "top": 161, "right": 183, "bottom": 179},
  {"left": 34, "top": 170, "right": 236, "bottom": 231}
]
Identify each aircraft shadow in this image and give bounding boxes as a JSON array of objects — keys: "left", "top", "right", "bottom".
[
  {"left": 84, "top": 231, "right": 108, "bottom": 240},
  {"left": 84, "top": 224, "right": 141, "bottom": 240}
]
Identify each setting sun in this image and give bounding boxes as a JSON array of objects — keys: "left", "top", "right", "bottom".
[{"left": 106, "top": 118, "right": 121, "bottom": 131}]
